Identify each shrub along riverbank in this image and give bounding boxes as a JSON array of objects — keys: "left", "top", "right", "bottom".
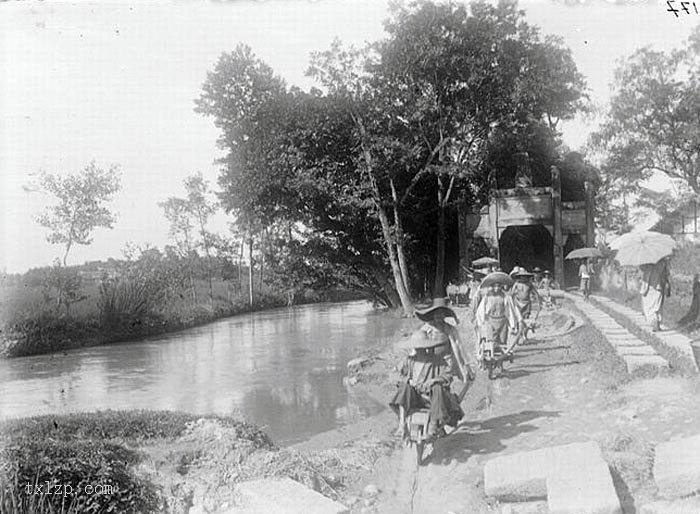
[{"left": 0, "top": 260, "right": 364, "bottom": 358}]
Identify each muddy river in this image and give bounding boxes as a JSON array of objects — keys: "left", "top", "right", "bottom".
[{"left": 0, "top": 301, "right": 404, "bottom": 445}]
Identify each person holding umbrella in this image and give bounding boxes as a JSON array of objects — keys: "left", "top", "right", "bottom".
[
  {"left": 610, "top": 231, "right": 675, "bottom": 332},
  {"left": 474, "top": 272, "right": 523, "bottom": 362},
  {"left": 640, "top": 257, "right": 672, "bottom": 332},
  {"left": 565, "top": 247, "right": 602, "bottom": 301},
  {"left": 472, "top": 256, "right": 499, "bottom": 274},
  {"left": 578, "top": 258, "right": 594, "bottom": 301}
]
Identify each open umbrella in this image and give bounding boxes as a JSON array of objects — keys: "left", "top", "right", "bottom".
[
  {"left": 608, "top": 231, "right": 673, "bottom": 251},
  {"left": 472, "top": 256, "right": 499, "bottom": 267},
  {"left": 565, "top": 247, "right": 602, "bottom": 260},
  {"left": 480, "top": 271, "right": 514, "bottom": 289},
  {"left": 612, "top": 231, "right": 675, "bottom": 266}
]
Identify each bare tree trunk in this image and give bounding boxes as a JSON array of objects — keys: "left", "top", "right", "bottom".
[
  {"left": 434, "top": 200, "right": 446, "bottom": 297},
  {"left": 259, "top": 230, "right": 265, "bottom": 292},
  {"left": 390, "top": 179, "right": 411, "bottom": 297},
  {"left": 433, "top": 174, "right": 456, "bottom": 298},
  {"left": 354, "top": 117, "right": 412, "bottom": 315},
  {"left": 238, "top": 238, "right": 244, "bottom": 292},
  {"left": 434, "top": 175, "right": 446, "bottom": 297},
  {"left": 371, "top": 266, "right": 401, "bottom": 309},
  {"left": 189, "top": 270, "right": 197, "bottom": 304},
  {"left": 248, "top": 237, "right": 254, "bottom": 309},
  {"left": 62, "top": 240, "right": 72, "bottom": 267},
  {"left": 377, "top": 205, "right": 413, "bottom": 315}
]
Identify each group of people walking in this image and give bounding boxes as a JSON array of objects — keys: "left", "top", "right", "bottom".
[
  {"left": 389, "top": 236, "right": 676, "bottom": 442},
  {"left": 390, "top": 259, "right": 550, "bottom": 439}
]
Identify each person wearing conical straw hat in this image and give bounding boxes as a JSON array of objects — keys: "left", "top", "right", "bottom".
[
  {"left": 639, "top": 256, "right": 672, "bottom": 332},
  {"left": 510, "top": 270, "right": 540, "bottom": 322},
  {"left": 474, "top": 276, "right": 523, "bottom": 362},
  {"left": 414, "top": 297, "right": 476, "bottom": 382},
  {"left": 539, "top": 270, "right": 556, "bottom": 309},
  {"left": 389, "top": 324, "right": 464, "bottom": 439},
  {"left": 532, "top": 267, "right": 543, "bottom": 287}
]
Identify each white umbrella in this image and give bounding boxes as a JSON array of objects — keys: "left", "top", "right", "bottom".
[
  {"left": 608, "top": 231, "right": 673, "bottom": 251},
  {"left": 565, "top": 247, "right": 603, "bottom": 260},
  {"left": 611, "top": 231, "right": 675, "bottom": 266}
]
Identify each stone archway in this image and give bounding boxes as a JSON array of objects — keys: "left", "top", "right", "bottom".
[{"left": 498, "top": 225, "right": 554, "bottom": 273}]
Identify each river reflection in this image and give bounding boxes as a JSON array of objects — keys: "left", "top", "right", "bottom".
[{"left": 0, "top": 301, "right": 403, "bottom": 445}]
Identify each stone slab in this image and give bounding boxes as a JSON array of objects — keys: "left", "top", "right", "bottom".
[
  {"left": 615, "top": 345, "right": 658, "bottom": 356},
  {"left": 484, "top": 447, "right": 550, "bottom": 500},
  {"left": 623, "top": 355, "right": 669, "bottom": 374},
  {"left": 605, "top": 336, "right": 639, "bottom": 342},
  {"left": 653, "top": 433, "right": 700, "bottom": 498},
  {"left": 547, "top": 459, "right": 621, "bottom": 514},
  {"left": 501, "top": 501, "right": 548, "bottom": 514},
  {"left": 229, "top": 478, "right": 349, "bottom": 514},
  {"left": 640, "top": 496, "right": 700, "bottom": 514},
  {"left": 611, "top": 342, "right": 649, "bottom": 349},
  {"left": 484, "top": 442, "right": 617, "bottom": 505},
  {"left": 654, "top": 333, "right": 699, "bottom": 373}
]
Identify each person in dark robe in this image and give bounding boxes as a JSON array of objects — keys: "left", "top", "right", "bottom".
[{"left": 390, "top": 327, "right": 464, "bottom": 438}]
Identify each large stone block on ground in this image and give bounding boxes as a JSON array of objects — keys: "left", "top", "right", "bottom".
[
  {"left": 484, "top": 442, "right": 620, "bottom": 511},
  {"left": 640, "top": 496, "right": 700, "bottom": 514},
  {"left": 547, "top": 459, "right": 621, "bottom": 514},
  {"left": 655, "top": 332, "right": 699, "bottom": 373},
  {"left": 483, "top": 447, "right": 550, "bottom": 501},
  {"left": 623, "top": 355, "right": 669, "bottom": 374},
  {"left": 654, "top": 433, "right": 700, "bottom": 498},
  {"left": 605, "top": 336, "right": 644, "bottom": 345},
  {"left": 228, "top": 477, "right": 349, "bottom": 514},
  {"left": 615, "top": 345, "right": 658, "bottom": 356}
]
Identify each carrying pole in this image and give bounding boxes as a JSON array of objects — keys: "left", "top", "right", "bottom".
[{"left": 447, "top": 330, "right": 474, "bottom": 402}]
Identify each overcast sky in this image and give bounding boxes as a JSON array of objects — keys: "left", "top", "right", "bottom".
[{"left": 1, "top": 0, "right": 699, "bottom": 274}]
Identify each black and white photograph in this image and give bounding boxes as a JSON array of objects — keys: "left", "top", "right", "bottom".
[{"left": 2, "top": 0, "right": 700, "bottom": 512}]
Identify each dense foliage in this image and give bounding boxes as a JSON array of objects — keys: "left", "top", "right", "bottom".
[{"left": 196, "top": 0, "right": 588, "bottom": 310}]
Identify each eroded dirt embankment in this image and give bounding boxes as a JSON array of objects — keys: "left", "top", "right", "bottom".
[
  {"left": 311, "top": 301, "right": 700, "bottom": 514},
  {"left": 133, "top": 299, "right": 700, "bottom": 514}
]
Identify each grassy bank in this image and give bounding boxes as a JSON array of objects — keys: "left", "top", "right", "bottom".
[
  {"left": 0, "top": 410, "right": 274, "bottom": 514},
  {"left": 0, "top": 270, "right": 364, "bottom": 358}
]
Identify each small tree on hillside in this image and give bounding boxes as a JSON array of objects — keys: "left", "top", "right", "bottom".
[
  {"left": 159, "top": 197, "right": 198, "bottom": 303},
  {"left": 183, "top": 173, "right": 218, "bottom": 305},
  {"left": 35, "top": 162, "right": 121, "bottom": 266},
  {"left": 592, "top": 26, "right": 700, "bottom": 216}
]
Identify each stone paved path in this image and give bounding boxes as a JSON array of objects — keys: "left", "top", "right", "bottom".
[{"left": 349, "top": 297, "right": 700, "bottom": 514}]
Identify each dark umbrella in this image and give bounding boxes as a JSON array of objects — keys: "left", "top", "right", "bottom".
[
  {"left": 472, "top": 256, "right": 499, "bottom": 267},
  {"left": 565, "top": 247, "right": 603, "bottom": 260},
  {"left": 480, "top": 271, "right": 514, "bottom": 289}
]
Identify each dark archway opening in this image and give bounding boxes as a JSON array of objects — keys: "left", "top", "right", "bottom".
[
  {"left": 563, "top": 233, "right": 586, "bottom": 289},
  {"left": 498, "top": 225, "right": 553, "bottom": 274}
]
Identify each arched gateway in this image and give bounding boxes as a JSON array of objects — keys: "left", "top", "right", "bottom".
[{"left": 468, "top": 165, "right": 596, "bottom": 288}]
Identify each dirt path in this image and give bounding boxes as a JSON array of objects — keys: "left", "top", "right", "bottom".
[{"left": 344, "top": 301, "right": 700, "bottom": 514}]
